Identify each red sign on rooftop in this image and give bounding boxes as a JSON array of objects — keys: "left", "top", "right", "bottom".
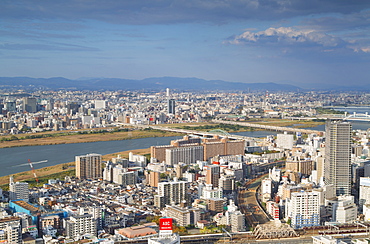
[{"left": 159, "top": 218, "right": 173, "bottom": 231}]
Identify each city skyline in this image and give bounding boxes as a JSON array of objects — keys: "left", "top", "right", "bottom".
[{"left": 1, "top": 1, "right": 370, "bottom": 88}]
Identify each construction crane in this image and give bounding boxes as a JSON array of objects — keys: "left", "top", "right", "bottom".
[{"left": 28, "top": 159, "right": 39, "bottom": 183}]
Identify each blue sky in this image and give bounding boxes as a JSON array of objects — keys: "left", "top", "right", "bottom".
[{"left": 1, "top": 0, "right": 370, "bottom": 88}]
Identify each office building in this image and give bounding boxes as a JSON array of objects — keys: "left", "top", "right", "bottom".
[
  {"left": 324, "top": 120, "right": 352, "bottom": 196},
  {"left": 22, "top": 97, "right": 37, "bottom": 113},
  {"left": 332, "top": 195, "right": 357, "bottom": 224},
  {"left": 75, "top": 153, "right": 102, "bottom": 179},
  {"left": 166, "top": 88, "right": 170, "bottom": 97},
  {"left": 168, "top": 99, "right": 175, "bottom": 114},
  {"left": 151, "top": 135, "right": 244, "bottom": 164}
]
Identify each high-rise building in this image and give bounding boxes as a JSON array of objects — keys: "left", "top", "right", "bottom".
[
  {"left": 64, "top": 214, "right": 97, "bottom": 239},
  {"left": 286, "top": 191, "right": 320, "bottom": 229},
  {"left": 75, "top": 153, "right": 102, "bottom": 179},
  {"left": 22, "top": 97, "right": 37, "bottom": 113},
  {"left": 9, "top": 177, "right": 29, "bottom": 202},
  {"left": 276, "top": 132, "right": 294, "bottom": 149},
  {"left": 146, "top": 171, "right": 160, "bottom": 187},
  {"left": 166, "top": 88, "right": 170, "bottom": 97},
  {"left": 165, "top": 146, "right": 204, "bottom": 166},
  {"left": 206, "top": 164, "right": 220, "bottom": 187},
  {"left": 324, "top": 120, "right": 352, "bottom": 196},
  {"left": 154, "top": 179, "right": 189, "bottom": 208},
  {"left": 285, "top": 157, "right": 314, "bottom": 176},
  {"left": 168, "top": 99, "right": 175, "bottom": 114}
]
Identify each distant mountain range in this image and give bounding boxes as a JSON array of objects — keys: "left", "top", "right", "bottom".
[{"left": 0, "top": 76, "right": 367, "bottom": 91}]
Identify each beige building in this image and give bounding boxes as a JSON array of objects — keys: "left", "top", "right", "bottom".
[
  {"left": 151, "top": 135, "right": 245, "bottom": 163},
  {"left": 285, "top": 157, "right": 314, "bottom": 175},
  {"left": 75, "top": 153, "right": 102, "bottom": 179},
  {"left": 146, "top": 171, "right": 160, "bottom": 187},
  {"left": 206, "top": 164, "right": 220, "bottom": 187},
  {"left": 162, "top": 205, "right": 200, "bottom": 226}
]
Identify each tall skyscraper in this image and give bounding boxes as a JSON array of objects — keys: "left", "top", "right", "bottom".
[
  {"left": 168, "top": 99, "right": 175, "bottom": 114},
  {"left": 324, "top": 120, "right": 352, "bottom": 196},
  {"left": 75, "top": 153, "right": 102, "bottom": 179}
]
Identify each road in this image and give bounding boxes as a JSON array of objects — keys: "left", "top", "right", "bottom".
[{"left": 238, "top": 173, "right": 271, "bottom": 229}]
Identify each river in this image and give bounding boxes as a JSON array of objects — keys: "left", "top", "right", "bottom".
[
  {"left": 0, "top": 130, "right": 279, "bottom": 177},
  {"left": 1, "top": 112, "right": 370, "bottom": 178},
  {"left": 0, "top": 136, "right": 179, "bottom": 177}
]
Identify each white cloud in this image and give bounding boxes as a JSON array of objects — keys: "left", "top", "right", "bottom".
[{"left": 229, "top": 27, "right": 342, "bottom": 47}]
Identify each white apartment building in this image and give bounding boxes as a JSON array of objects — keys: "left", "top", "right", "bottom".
[
  {"left": 276, "top": 132, "right": 294, "bottom": 149},
  {"left": 9, "top": 177, "right": 29, "bottom": 201},
  {"left": 112, "top": 166, "right": 137, "bottom": 186},
  {"left": 165, "top": 145, "right": 204, "bottom": 166},
  {"left": 64, "top": 214, "right": 97, "bottom": 239},
  {"left": 261, "top": 178, "right": 273, "bottom": 202},
  {"left": 201, "top": 184, "right": 223, "bottom": 199},
  {"left": 286, "top": 191, "right": 320, "bottom": 229}
]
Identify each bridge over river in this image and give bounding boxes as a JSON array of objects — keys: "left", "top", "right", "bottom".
[{"left": 114, "top": 122, "right": 258, "bottom": 141}]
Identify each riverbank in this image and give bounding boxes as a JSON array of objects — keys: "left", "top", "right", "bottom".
[
  {"left": 0, "top": 148, "right": 151, "bottom": 188},
  {"left": 0, "top": 120, "right": 324, "bottom": 149},
  {"left": 0, "top": 128, "right": 181, "bottom": 148},
  {"left": 252, "top": 119, "right": 325, "bottom": 128}
]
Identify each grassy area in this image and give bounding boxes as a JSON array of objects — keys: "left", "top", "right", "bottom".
[
  {"left": 249, "top": 119, "right": 325, "bottom": 128},
  {"left": 176, "top": 123, "right": 255, "bottom": 132},
  {"left": 0, "top": 128, "right": 181, "bottom": 148},
  {"left": 0, "top": 148, "right": 151, "bottom": 188},
  {"left": 315, "top": 107, "right": 345, "bottom": 114}
]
